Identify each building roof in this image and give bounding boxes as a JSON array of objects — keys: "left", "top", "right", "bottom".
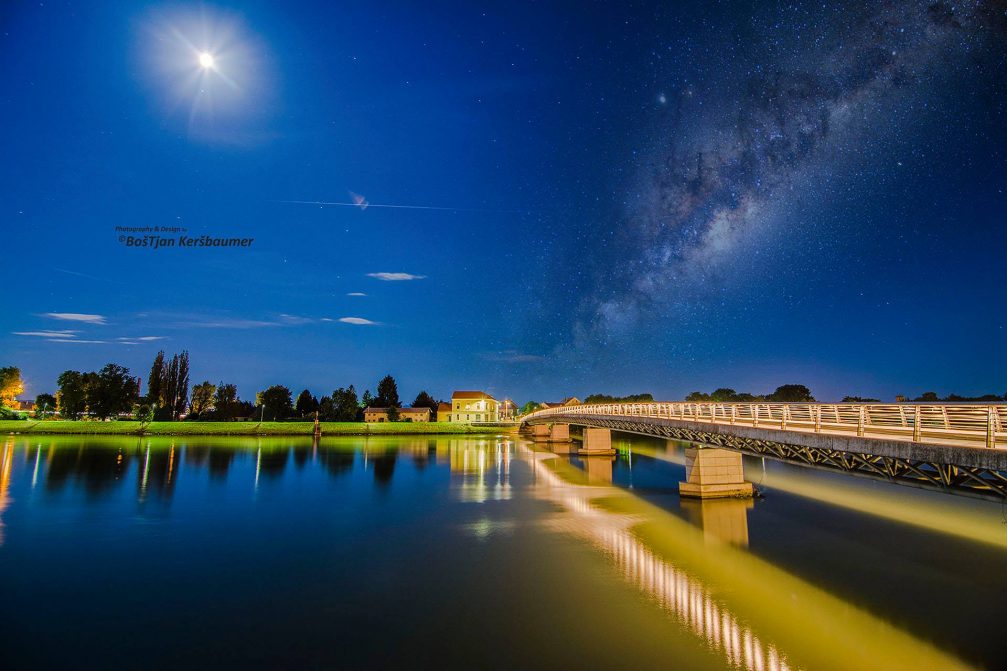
[
  {"left": 451, "top": 390, "right": 497, "bottom": 401},
  {"left": 437, "top": 402, "right": 452, "bottom": 412},
  {"left": 561, "top": 397, "right": 581, "bottom": 405},
  {"left": 501, "top": 399, "right": 517, "bottom": 408},
  {"left": 364, "top": 406, "right": 430, "bottom": 414}
]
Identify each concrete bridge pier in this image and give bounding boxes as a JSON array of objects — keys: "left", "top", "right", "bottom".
[
  {"left": 550, "top": 423, "right": 570, "bottom": 442},
  {"left": 679, "top": 446, "right": 753, "bottom": 499},
  {"left": 549, "top": 424, "right": 576, "bottom": 453},
  {"left": 528, "top": 423, "right": 576, "bottom": 453},
  {"left": 530, "top": 424, "right": 551, "bottom": 441},
  {"left": 579, "top": 428, "right": 616, "bottom": 456}
]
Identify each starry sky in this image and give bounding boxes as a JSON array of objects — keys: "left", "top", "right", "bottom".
[{"left": 1, "top": 0, "right": 1005, "bottom": 404}]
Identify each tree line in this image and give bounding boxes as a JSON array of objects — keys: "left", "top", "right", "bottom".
[{"left": 26, "top": 353, "right": 446, "bottom": 422}]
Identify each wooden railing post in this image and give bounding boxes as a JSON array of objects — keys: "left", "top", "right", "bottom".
[
  {"left": 913, "top": 406, "right": 921, "bottom": 442},
  {"left": 857, "top": 406, "right": 865, "bottom": 437},
  {"left": 988, "top": 406, "right": 997, "bottom": 449},
  {"left": 781, "top": 405, "right": 788, "bottom": 430},
  {"left": 730, "top": 405, "right": 736, "bottom": 425},
  {"left": 753, "top": 404, "right": 759, "bottom": 428},
  {"left": 815, "top": 405, "right": 822, "bottom": 433}
]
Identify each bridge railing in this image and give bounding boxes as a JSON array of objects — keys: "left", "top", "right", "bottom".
[{"left": 524, "top": 402, "right": 1007, "bottom": 449}]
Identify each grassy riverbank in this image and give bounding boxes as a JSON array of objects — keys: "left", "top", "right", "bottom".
[{"left": 0, "top": 420, "right": 515, "bottom": 436}]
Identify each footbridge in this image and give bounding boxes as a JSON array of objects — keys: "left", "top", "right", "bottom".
[{"left": 522, "top": 402, "right": 1007, "bottom": 500}]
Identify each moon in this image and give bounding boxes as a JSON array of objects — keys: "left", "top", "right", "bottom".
[{"left": 198, "top": 52, "right": 215, "bottom": 69}]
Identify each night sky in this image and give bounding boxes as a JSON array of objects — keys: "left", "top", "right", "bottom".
[{"left": 2, "top": 1, "right": 1005, "bottom": 403}]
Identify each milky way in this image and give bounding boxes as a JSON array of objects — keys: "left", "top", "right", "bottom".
[{"left": 581, "top": 1, "right": 1006, "bottom": 344}]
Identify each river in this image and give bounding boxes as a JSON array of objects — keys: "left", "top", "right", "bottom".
[{"left": 0, "top": 433, "right": 1004, "bottom": 670}]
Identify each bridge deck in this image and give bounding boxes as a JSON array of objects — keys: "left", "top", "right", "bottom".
[{"left": 524, "top": 402, "right": 1007, "bottom": 498}]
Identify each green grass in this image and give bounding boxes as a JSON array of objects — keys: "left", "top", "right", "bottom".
[{"left": 0, "top": 420, "right": 513, "bottom": 436}]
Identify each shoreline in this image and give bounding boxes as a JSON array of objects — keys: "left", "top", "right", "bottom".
[{"left": 0, "top": 420, "right": 519, "bottom": 437}]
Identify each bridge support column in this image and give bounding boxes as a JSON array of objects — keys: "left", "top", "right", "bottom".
[
  {"left": 550, "top": 423, "right": 570, "bottom": 442},
  {"left": 679, "top": 447, "right": 753, "bottom": 499},
  {"left": 530, "top": 424, "right": 551, "bottom": 441},
  {"left": 579, "top": 428, "right": 616, "bottom": 456}
]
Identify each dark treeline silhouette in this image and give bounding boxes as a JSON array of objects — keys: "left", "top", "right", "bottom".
[
  {"left": 685, "top": 385, "right": 815, "bottom": 403},
  {"left": 56, "top": 364, "right": 139, "bottom": 419},
  {"left": 910, "top": 391, "right": 1007, "bottom": 403},
  {"left": 584, "top": 393, "right": 655, "bottom": 404},
  {"left": 32, "top": 353, "right": 446, "bottom": 421}
]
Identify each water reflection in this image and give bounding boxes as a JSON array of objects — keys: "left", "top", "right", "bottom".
[
  {"left": 446, "top": 438, "right": 513, "bottom": 503},
  {"left": 0, "top": 441, "right": 12, "bottom": 546},
  {"left": 0, "top": 434, "right": 992, "bottom": 670},
  {"left": 528, "top": 446, "right": 973, "bottom": 671},
  {"left": 680, "top": 498, "right": 752, "bottom": 547}
]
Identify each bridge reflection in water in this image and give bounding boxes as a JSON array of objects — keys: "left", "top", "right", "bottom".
[{"left": 527, "top": 445, "right": 974, "bottom": 671}]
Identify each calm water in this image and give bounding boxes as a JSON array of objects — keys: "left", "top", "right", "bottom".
[{"left": 1, "top": 433, "right": 1006, "bottom": 670}]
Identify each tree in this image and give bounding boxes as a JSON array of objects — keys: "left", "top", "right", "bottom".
[
  {"left": 256, "top": 385, "right": 293, "bottom": 421},
  {"left": 916, "top": 391, "right": 940, "bottom": 402},
  {"left": 412, "top": 390, "right": 438, "bottom": 415},
  {"left": 148, "top": 351, "right": 165, "bottom": 404},
  {"left": 361, "top": 389, "right": 374, "bottom": 407},
  {"left": 295, "top": 389, "right": 319, "bottom": 417},
  {"left": 214, "top": 382, "right": 239, "bottom": 420},
  {"left": 134, "top": 403, "right": 155, "bottom": 424},
  {"left": 710, "top": 388, "right": 738, "bottom": 402},
  {"left": 318, "top": 396, "right": 336, "bottom": 421},
  {"left": 519, "top": 401, "right": 539, "bottom": 416},
  {"left": 34, "top": 392, "right": 56, "bottom": 418},
  {"left": 0, "top": 366, "right": 25, "bottom": 408},
  {"left": 685, "top": 391, "right": 711, "bottom": 402},
  {"left": 189, "top": 381, "right": 216, "bottom": 418},
  {"left": 330, "top": 386, "right": 360, "bottom": 421},
  {"left": 584, "top": 393, "right": 655, "bottom": 404},
  {"left": 375, "top": 375, "right": 400, "bottom": 408},
  {"left": 89, "top": 363, "right": 139, "bottom": 419},
  {"left": 387, "top": 406, "right": 400, "bottom": 422},
  {"left": 151, "top": 350, "right": 190, "bottom": 419},
  {"left": 767, "top": 384, "right": 815, "bottom": 402},
  {"left": 842, "top": 396, "right": 880, "bottom": 403},
  {"left": 56, "top": 370, "right": 87, "bottom": 419}
]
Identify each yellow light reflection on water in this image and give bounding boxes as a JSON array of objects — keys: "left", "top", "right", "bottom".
[
  {"left": 632, "top": 443, "right": 1007, "bottom": 550},
  {"left": 527, "top": 446, "right": 974, "bottom": 671}
]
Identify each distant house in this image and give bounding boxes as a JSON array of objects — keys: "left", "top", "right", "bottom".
[
  {"left": 436, "top": 402, "right": 452, "bottom": 422},
  {"left": 15, "top": 400, "right": 34, "bottom": 412},
  {"left": 538, "top": 397, "right": 581, "bottom": 411},
  {"left": 363, "top": 406, "right": 431, "bottom": 423},
  {"left": 444, "top": 391, "right": 499, "bottom": 423},
  {"left": 499, "top": 399, "right": 518, "bottom": 421}
]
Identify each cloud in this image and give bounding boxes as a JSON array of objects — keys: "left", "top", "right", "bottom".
[
  {"left": 45, "top": 339, "right": 110, "bottom": 344},
  {"left": 117, "top": 336, "right": 166, "bottom": 342},
  {"left": 42, "top": 312, "right": 107, "bottom": 324},
  {"left": 484, "top": 350, "right": 546, "bottom": 363},
  {"left": 367, "top": 272, "right": 426, "bottom": 281},
  {"left": 13, "top": 330, "right": 79, "bottom": 337},
  {"left": 347, "top": 292, "right": 367, "bottom": 297},
  {"left": 278, "top": 314, "right": 315, "bottom": 325},
  {"left": 177, "top": 317, "right": 284, "bottom": 329},
  {"left": 338, "top": 317, "right": 380, "bottom": 326}
]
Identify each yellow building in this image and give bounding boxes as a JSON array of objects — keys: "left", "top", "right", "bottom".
[
  {"left": 436, "top": 402, "right": 452, "bottom": 422},
  {"left": 363, "top": 406, "right": 431, "bottom": 423},
  {"left": 444, "top": 391, "right": 499, "bottom": 423}
]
